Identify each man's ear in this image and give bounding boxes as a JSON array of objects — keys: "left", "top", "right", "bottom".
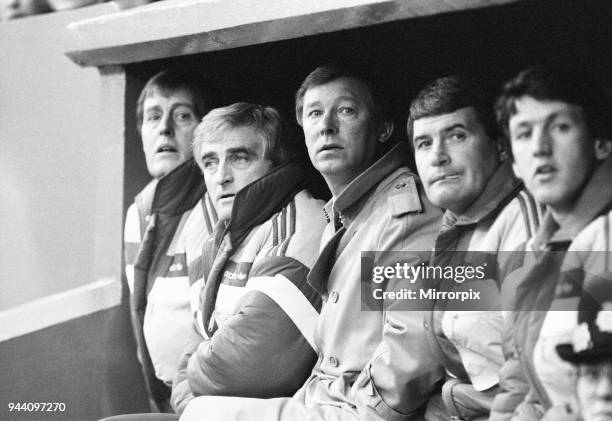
[
  {"left": 378, "top": 120, "right": 394, "bottom": 144},
  {"left": 594, "top": 137, "right": 612, "bottom": 161}
]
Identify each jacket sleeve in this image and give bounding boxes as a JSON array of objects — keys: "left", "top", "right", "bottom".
[
  {"left": 354, "top": 176, "right": 445, "bottom": 420},
  {"left": 186, "top": 270, "right": 317, "bottom": 399},
  {"left": 489, "top": 314, "right": 532, "bottom": 421},
  {"left": 170, "top": 323, "right": 201, "bottom": 415}
]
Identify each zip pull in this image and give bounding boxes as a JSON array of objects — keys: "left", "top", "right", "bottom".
[{"left": 208, "top": 314, "right": 216, "bottom": 332}]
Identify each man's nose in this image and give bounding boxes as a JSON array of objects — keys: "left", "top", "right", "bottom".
[
  {"left": 320, "top": 111, "right": 338, "bottom": 136},
  {"left": 431, "top": 139, "right": 450, "bottom": 166},
  {"left": 533, "top": 127, "right": 552, "bottom": 156},
  {"left": 158, "top": 113, "right": 174, "bottom": 136},
  {"left": 215, "top": 159, "right": 233, "bottom": 185}
]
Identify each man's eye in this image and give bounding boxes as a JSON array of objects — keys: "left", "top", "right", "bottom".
[
  {"left": 415, "top": 140, "right": 431, "bottom": 150},
  {"left": 551, "top": 122, "right": 572, "bottom": 134},
  {"left": 147, "top": 114, "right": 161, "bottom": 122},
  {"left": 230, "top": 154, "right": 250, "bottom": 168},
  {"left": 202, "top": 159, "right": 218, "bottom": 171},
  {"left": 338, "top": 107, "right": 355, "bottom": 116},
  {"left": 175, "top": 112, "right": 194, "bottom": 121},
  {"left": 307, "top": 109, "right": 322, "bottom": 118},
  {"left": 448, "top": 132, "right": 466, "bottom": 142},
  {"left": 513, "top": 130, "right": 531, "bottom": 141}
]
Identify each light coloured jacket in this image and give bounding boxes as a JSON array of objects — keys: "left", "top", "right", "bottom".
[
  {"left": 420, "top": 161, "right": 541, "bottom": 421},
  {"left": 171, "top": 163, "right": 326, "bottom": 415},
  {"left": 490, "top": 158, "right": 612, "bottom": 421},
  {"left": 180, "top": 143, "right": 443, "bottom": 421},
  {"left": 124, "top": 159, "right": 212, "bottom": 411}
]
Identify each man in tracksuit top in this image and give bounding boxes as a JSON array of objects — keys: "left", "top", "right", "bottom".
[
  {"left": 123, "top": 70, "right": 214, "bottom": 412},
  {"left": 170, "top": 102, "right": 327, "bottom": 415},
  {"left": 404, "top": 76, "right": 541, "bottom": 421},
  {"left": 179, "top": 65, "right": 443, "bottom": 420},
  {"left": 490, "top": 66, "right": 612, "bottom": 420}
]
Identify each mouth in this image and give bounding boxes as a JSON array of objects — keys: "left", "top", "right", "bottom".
[
  {"left": 534, "top": 164, "right": 557, "bottom": 178},
  {"left": 217, "top": 193, "right": 235, "bottom": 202},
  {"left": 318, "top": 143, "right": 343, "bottom": 153},
  {"left": 431, "top": 173, "right": 461, "bottom": 184},
  {"left": 156, "top": 145, "right": 178, "bottom": 154}
]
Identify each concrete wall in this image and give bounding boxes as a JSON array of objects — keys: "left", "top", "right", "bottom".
[
  {"left": 0, "top": 4, "right": 122, "bottom": 310},
  {"left": 0, "top": 5, "right": 149, "bottom": 420}
]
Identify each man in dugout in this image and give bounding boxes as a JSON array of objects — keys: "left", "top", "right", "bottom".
[
  {"left": 123, "top": 70, "right": 214, "bottom": 414},
  {"left": 490, "top": 65, "right": 612, "bottom": 420}
]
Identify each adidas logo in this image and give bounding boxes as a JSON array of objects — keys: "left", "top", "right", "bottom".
[
  {"left": 169, "top": 263, "right": 184, "bottom": 272},
  {"left": 224, "top": 270, "right": 247, "bottom": 281}
]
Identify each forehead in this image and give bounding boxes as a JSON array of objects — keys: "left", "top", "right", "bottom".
[
  {"left": 143, "top": 87, "right": 195, "bottom": 109},
  {"left": 199, "top": 125, "right": 265, "bottom": 155},
  {"left": 413, "top": 107, "right": 483, "bottom": 137},
  {"left": 303, "top": 77, "right": 373, "bottom": 107},
  {"left": 509, "top": 96, "right": 583, "bottom": 127}
]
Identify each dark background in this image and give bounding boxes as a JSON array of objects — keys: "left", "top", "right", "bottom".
[{"left": 124, "top": 0, "right": 612, "bottom": 209}]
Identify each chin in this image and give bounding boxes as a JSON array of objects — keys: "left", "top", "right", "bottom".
[{"left": 150, "top": 162, "right": 179, "bottom": 178}]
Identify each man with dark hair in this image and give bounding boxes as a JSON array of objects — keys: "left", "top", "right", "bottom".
[
  {"left": 178, "top": 64, "right": 442, "bottom": 421},
  {"left": 124, "top": 70, "right": 214, "bottom": 413},
  {"left": 399, "top": 75, "right": 540, "bottom": 420},
  {"left": 490, "top": 65, "right": 612, "bottom": 420}
]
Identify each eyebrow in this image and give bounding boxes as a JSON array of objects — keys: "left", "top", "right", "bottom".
[
  {"left": 303, "top": 95, "right": 358, "bottom": 109},
  {"left": 171, "top": 103, "right": 195, "bottom": 111},
  {"left": 225, "top": 146, "right": 258, "bottom": 156},
  {"left": 200, "top": 146, "right": 259, "bottom": 160},
  {"left": 200, "top": 152, "right": 218, "bottom": 161},
  {"left": 412, "top": 134, "right": 430, "bottom": 144},
  {"left": 440, "top": 123, "right": 468, "bottom": 134},
  {"left": 513, "top": 110, "right": 574, "bottom": 128},
  {"left": 144, "top": 105, "right": 162, "bottom": 114},
  {"left": 144, "top": 102, "right": 195, "bottom": 113}
]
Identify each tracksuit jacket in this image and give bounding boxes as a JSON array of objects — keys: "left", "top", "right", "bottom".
[
  {"left": 490, "top": 157, "right": 612, "bottom": 421},
  {"left": 124, "top": 160, "right": 213, "bottom": 412},
  {"left": 171, "top": 163, "right": 327, "bottom": 415},
  {"left": 420, "top": 161, "right": 541, "bottom": 421}
]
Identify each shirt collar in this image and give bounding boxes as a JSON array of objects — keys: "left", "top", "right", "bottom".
[
  {"left": 323, "top": 143, "right": 409, "bottom": 223},
  {"left": 448, "top": 160, "right": 522, "bottom": 226}
]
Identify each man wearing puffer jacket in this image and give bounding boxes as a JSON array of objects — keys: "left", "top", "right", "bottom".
[
  {"left": 402, "top": 75, "right": 541, "bottom": 421},
  {"left": 490, "top": 65, "right": 612, "bottom": 421}
]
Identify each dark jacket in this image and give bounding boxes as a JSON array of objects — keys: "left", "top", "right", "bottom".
[{"left": 124, "top": 160, "right": 208, "bottom": 412}]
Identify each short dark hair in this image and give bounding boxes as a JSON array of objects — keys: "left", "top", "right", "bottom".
[
  {"left": 193, "top": 102, "right": 290, "bottom": 168},
  {"left": 496, "top": 65, "right": 612, "bottom": 141},
  {"left": 294, "top": 63, "right": 389, "bottom": 126},
  {"left": 136, "top": 69, "right": 211, "bottom": 131},
  {"left": 407, "top": 75, "right": 499, "bottom": 144}
]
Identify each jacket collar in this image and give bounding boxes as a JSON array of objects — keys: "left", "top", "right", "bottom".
[
  {"left": 226, "top": 163, "right": 305, "bottom": 247},
  {"left": 450, "top": 160, "right": 522, "bottom": 226},
  {"left": 535, "top": 157, "right": 612, "bottom": 247},
  {"left": 323, "top": 143, "right": 409, "bottom": 225},
  {"left": 151, "top": 159, "right": 206, "bottom": 216}
]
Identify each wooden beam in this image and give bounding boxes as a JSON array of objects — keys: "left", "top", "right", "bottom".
[{"left": 66, "top": 0, "right": 527, "bottom": 67}]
